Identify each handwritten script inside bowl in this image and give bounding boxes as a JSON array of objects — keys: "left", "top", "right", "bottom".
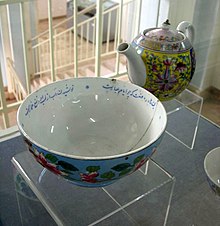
[
  {"left": 24, "top": 83, "right": 157, "bottom": 117},
  {"left": 102, "top": 84, "right": 157, "bottom": 109},
  {"left": 25, "top": 84, "right": 74, "bottom": 116}
]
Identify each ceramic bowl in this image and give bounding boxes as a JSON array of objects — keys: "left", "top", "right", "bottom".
[
  {"left": 17, "top": 77, "right": 167, "bottom": 187},
  {"left": 204, "top": 147, "right": 220, "bottom": 196}
]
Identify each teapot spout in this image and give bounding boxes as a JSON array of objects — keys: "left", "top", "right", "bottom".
[{"left": 117, "top": 43, "right": 146, "bottom": 87}]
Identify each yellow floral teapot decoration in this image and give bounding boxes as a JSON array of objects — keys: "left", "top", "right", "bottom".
[{"left": 117, "top": 20, "right": 196, "bottom": 101}]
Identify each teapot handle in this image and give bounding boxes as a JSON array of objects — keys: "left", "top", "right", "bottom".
[{"left": 177, "top": 21, "right": 195, "bottom": 44}]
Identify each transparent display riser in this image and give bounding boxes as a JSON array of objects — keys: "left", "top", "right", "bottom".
[
  {"left": 163, "top": 89, "right": 203, "bottom": 150},
  {"left": 12, "top": 151, "right": 175, "bottom": 226}
]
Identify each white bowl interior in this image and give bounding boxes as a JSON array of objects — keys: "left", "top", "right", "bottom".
[
  {"left": 134, "top": 101, "right": 166, "bottom": 149},
  {"left": 204, "top": 147, "right": 220, "bottom": 187},
  {"left": 18, "top": 78, "right": 167, "bottom": 158}
]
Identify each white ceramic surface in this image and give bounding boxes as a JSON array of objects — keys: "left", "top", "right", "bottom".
[
  {"left": 17, "top": 77, "right": 167, "bottom": 187},
  {"left": 18, "top": 78, "right": 166, "bottom": 159},
  {"left": 204, "top": 147, "right": 220, "bottom": 191}
]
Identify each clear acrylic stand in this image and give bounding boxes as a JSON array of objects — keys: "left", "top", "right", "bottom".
[
  {"left": 163, "top": 89, "right": 203, "bottom": 150},
  {"left": 12, "top": 151, "right": 175, "bottom": 226}
]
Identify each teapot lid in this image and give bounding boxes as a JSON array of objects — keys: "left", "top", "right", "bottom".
[{"left": 133, "top": 20, "right": 192, "bottom": 52}]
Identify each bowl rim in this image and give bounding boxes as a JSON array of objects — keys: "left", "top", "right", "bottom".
[
  {"left": 204, "top": 146, "right": 220, "bottom": 188},
  {"left": 17, "top": 77, "right": 167, "bottom": 160}
]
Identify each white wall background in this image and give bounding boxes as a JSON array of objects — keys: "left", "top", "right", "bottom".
[
  {"left": 57, "top": 0, "right": 220, "bottom": 92},
  {"left": 0, "top": 18, "right": 7, "bottom": 86},
  {"left": 140, "top": 0, "right": 169, "bottom": 30},
  {"left": 167, "top": 0, "right": 220, "bottom": 91},
  {"left": 1, "top": 0, "right": 219, "bottom": 92},
  {"left": 37, "top": 0, "right": 67, "bottom": 20}
]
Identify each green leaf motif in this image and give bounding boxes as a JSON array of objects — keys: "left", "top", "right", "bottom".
[
  {"left": 111, "top": 163, "right": 131, "bottom": 172},
  {"left": 58, "top": 161, "right": 79, "bottom": 171},
  {"left": 45, "top": 154, "right": 58, "bottom": 163},
  {"left": 86, "top": 166, "right": 100, "bottom": 173},
  {"left": 100, "top": 171, "right": 115, "bottom": 179},
  {"left": 119, "top": 167, "right": 133, "bottom": 176},
  {"left": 133, "top": 155, "right": 144, "bottom": 165}
]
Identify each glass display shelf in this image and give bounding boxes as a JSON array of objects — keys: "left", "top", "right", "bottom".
[
  {"left": 163, "top": 89, "right": 203, "bottom": 150},
  {"left": 12, "top": 151, "right": 175, "bottom": 226}
]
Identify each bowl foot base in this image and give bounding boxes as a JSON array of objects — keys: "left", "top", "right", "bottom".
[{"left": 68, "top": 180, "right": 116, "bottom": 188}]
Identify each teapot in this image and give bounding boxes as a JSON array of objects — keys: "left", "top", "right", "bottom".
[{"left": 117, "top": 20, "right": 196, "bottom": 101}]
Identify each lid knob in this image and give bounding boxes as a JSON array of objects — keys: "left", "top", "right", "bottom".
[{"left": 162, "top": 19, "right": 171, "bottom": 30}]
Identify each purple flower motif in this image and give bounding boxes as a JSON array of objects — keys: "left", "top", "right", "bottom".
[
  {"left": 155, "top": 73, "right": 177, "bottom": 91},
  {"left": 154, "top": 59, "right": 177, "bottom": 91},
  {"left": 175, "top": 62, "right": 187, "bottom": 73},
  {"left": 152, "top": 64, "right": 158, "bottom": 72}
]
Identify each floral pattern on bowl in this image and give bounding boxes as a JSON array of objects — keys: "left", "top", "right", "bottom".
[
  {"left": 24, "top": 136, "right": 160, "bottom": 187},
  {"left": 18, "top": 78, "right": 167, "bottom": 187}
]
